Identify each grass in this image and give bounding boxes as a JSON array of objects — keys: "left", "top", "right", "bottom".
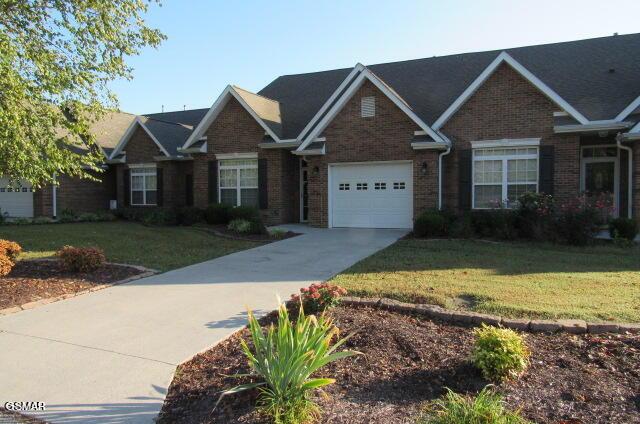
[
  {"left": 331, "top": 238, "right": 640, "bottom": 322},
  {"left": 0, "top": 221, "right": 262, "bottom": 271}
]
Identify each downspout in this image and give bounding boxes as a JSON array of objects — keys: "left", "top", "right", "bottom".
[
  {"left": 438, "top": 145, "right": 452, "bottom": 210},
  {"left": 52, "top": 172, "right": 57, "bottom": 219},
  {"left": 616, "top": 133, "right": 633, "bottom": 219}
]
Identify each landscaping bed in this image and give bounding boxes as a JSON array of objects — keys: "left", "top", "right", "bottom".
[
  {"left": 201, "top": 224, "right": 299, "bottom": 242},
  {"left": 0, "top": 259, "right": 143, "bottom": 310},
  {"left": 159, "top": 305, "right": 640, "bottom": 423}
]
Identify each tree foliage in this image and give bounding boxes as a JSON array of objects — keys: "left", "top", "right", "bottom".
[{"left": 0, "top": 0, "right": 165, "bottom": 186}]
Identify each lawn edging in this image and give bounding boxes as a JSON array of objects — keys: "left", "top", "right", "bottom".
[
  {"left": 341, "top": 296, "right": 640, "bottom": 334},
  {"left": 0, "top": 260, "right": 158, "bottom": 317}
]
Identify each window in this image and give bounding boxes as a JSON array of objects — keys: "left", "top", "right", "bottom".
[
  {"left": 219, "top": 159, "right": 258, "bottom": 207},
  {"left": 374, "top": 182, "right": 386, "bottom": 190},
  {"left": 361, "top": 96, "right": 375, "bottom": 118},
  {"left": 356, "top": 183, "right": 368, "bottom": 190},
  {"left": 473, "top": 147, "right": 538, "bottom": 208},
  {"left": 393, "top": 182, "right": 406, "bottom": 190},
  {"left": 339, "top": 183, "right": 350, "bottom": 191},
  {"left": 130, "top": 167, "right": 157, "bottom": 206}
]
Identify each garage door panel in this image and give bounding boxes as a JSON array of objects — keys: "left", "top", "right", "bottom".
[
  {"left": 330, "top": 162, "right": 412, "bottom": 229},
  {"left": 0, "top": 178, "right": 34, "bottom": 218}
]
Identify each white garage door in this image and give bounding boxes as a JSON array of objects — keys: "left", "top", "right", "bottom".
[
  {"left": 0, "top": 178, "right": 34, "bottom": 218},
  {"left": 330, "top": 162, "right": 413, "bottom": 229}
]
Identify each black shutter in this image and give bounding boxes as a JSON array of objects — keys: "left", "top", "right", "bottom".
[
  {"left": 185, "top": 174, "right": 193, "bottom": 206},
  {"left": 458, "top": 149, "right": 472, "bottom": 210},
  {"left": 258, "top": 158, "right": 268, "bottom": 210},
  {"left": 208, "top": 160, "right": 218, "bottom": 204},
  {"left": 123, "top": 168, "right": 130, "bottom": 206},
  {"left": 156, "top": 167, "right": 164, "bottom": 206},
  {"left": 539, "top": 145, "right": 554, "bottom": 196}
]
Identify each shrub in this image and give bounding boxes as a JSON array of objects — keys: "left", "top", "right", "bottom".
[
  {"left": 204, "top": 203, "right": 233, "bottom": 225},
  {"left": 414, "top": 209, "right": 450, "bottom": 238},
  {"left": 59, "top": 208, "right": 77, "bottom": 223},
  {"left": 56, "top": 246, "right": 106, "bottom": 273},
  {"left": 175, "top": 206, "right": 204, "bottom": 226},
  {"left": 0, "top": 239, "right": 22, "bottom": 261},
  {"left": 419, "top": 387, "right": 530, "bottom": 424},
  {"left": 290, "top": 283, "right": 347, "bottom": 313},
  {"left": 269, "top": 228, "right": 287, "bottom": 239},
  {"left": 12, "top": 217, "right": 32, "bottom": 225},
  {"left": 227, "top": 219, "right": 252, "bottom": 233},
  {"left": 77, "top": 212, "right": 100, "bottom": 222},
  {"left": 472, "top": 324, "right": 530, "bottom": 382},
  {"left": 230, "top": 205, "right": 260, "bottom": 221},
  {"left": 0, "top": 210, "right": 5, "bottom": 225},
  {"left": 33, "top": 216, "right": 56, "bottom": 224},
  {"left": 0, "top": 255, "right": 14, "bottom": 277},
  {"left": 95, "top": 211, "right": 117, "bottom": 221},
  {"left": 449, "top": 214, "right": 474, "bottom": 239},
  {"left": 554, "top": 195, "right": 602, "bottom": 246},
  {"left": 470, "top": 210, "right": 518, "bottom": 240},
  {"left": 515, "top": 192, "right": 554, "bottom": 240},
  {"left": 140, "top": 208, "right": 178, "bottom": 226},
  {"left": 221, "top": 302, "right": 360, "bottom": 424},
  {"left": 609, "top": 217, "right": 638, "bottom": 242}
]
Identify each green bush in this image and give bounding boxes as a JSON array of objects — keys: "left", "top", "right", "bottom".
[
  {"left": 0, "top": 210, "right": 5, "bottom": 225},
  {"left": 32, "top": 216, "right": 55, "bottom": 224},
  {"left": 77, "top": 212, "right": 100, "bottom": 222},
  {"left": 58, "top": 208, "right": 77, "bottom": 223},
  {"left": 290, "top": 282, "right": 348, "bottom": 313},
  {"left": 472, "top": 324, "right": 530, "bottom": 382},
  {"left": 227, "top": 218, "right": 252, "bottom": 233},
  {"left": 204, "top": 203, "right": 233, "bottom": 225},
  {"left": 56, "top": 245, "right": 106, "bottom": 273},
  {"left": 269, "top": 228, "right": 288, "bottom": 239},
  {"left": 414, "top": 209, "right": 450, "bottom": 237},
  {"left": 221, "top": 303, "right": 360, "bottom": 424},
  {"left": 175, "top": 206, "right": 204, "bottom": 226},
  {"left": 554, "top": 195, "right": 602, "bottom": 246},
  {"left": 230, "top": 205, "right": 260, "bottom": 221},
  {"left": 95, "top": 211, "right": 117, "bottom": 221},
  {"left": 449, "top": 214, "right": 474, "bottom": 239},
  {"left": 515, "top": 192, "right": 554, "bottom": 240},
  {"left": 470, "top": 210, "right": 518, "bottom": 240},
  {"left": 419, "top": 387, "right": 530, "bottom": 424},
  {"left": 609, "top": 217, "right": 638, "bottom": 242},
  {"left": 140, "top": 208, "right": 178, "bottom": 226}
]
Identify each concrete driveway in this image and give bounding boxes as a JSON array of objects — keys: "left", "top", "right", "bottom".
[{"left": 0, "top": 225, "right": 406, "bottom": 423}]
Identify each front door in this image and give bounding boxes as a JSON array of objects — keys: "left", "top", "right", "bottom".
[{"left": 581, "top": 145, "right": 618, "bottom": 218}]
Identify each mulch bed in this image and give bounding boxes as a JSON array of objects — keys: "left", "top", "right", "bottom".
[
  {"left": 159, "top": 305, "right": 640, "bottom": 424},
  {"left": 0, "top": 260, "right": 142, "bottom": 310},
  {"left": 202, "top": 225, "right": 299, "bottom": 242}
]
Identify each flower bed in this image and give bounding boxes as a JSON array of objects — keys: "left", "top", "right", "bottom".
[{"left": 159, "top": 305, "right": 639, "bottom": 424}]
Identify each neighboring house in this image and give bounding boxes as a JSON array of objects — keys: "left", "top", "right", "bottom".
[{"left": 7, "top": 33, "right": 640, "bottom": 228}]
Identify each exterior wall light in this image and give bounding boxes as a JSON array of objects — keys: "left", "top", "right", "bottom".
[{"left": 421, "top": 161, "right": 428, "bottom": 176}]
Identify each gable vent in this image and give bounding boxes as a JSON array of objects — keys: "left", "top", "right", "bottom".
[{"left": 361, "top": 96, "right": 375, "bottom": 118}]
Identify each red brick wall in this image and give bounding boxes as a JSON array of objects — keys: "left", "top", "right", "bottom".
[
  {"left": 634, "top": 143, "right": 640, "bottom": 222},
  {"left": 191, "top": 97, "right": 298, "bottom": 225},
  {"left": 306, "top": 79, "right": 439, "bottom": 227},
  {"left": 441, "top": 63, "right": 581, "bottom": 210}
]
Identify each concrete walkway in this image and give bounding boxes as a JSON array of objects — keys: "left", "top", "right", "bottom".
[{"left": 0, "top": 225, "right": 406, "bottom": 423}]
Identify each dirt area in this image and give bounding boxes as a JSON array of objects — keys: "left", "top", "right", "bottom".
[
  {"left": 159, "top": 305, "right": 640, "bottom": 424},
  {"left": 0, "top": 260, "right": 142, "bottom": 310}
]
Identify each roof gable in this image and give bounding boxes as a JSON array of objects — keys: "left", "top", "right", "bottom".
[
  {"left": 183, "top": 85, "right": 283, "bottom": 150},
  {"left": 109, "top": 117, "right": 171, "bottom": 160}
]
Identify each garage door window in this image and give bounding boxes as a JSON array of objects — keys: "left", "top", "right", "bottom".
[
  {"left": 356, "top": 183, "right": 368, "bottom": 190},
  {"left": 131, "top": 167, "right": 157, "bottom": 206},
  {"left": 473, "top": 147, "right": 538, "bottom": 208},
  {"left": 393, "top": 182, "right": 406, "bottom": 190},
  {"left": 339, "top": 183, "right": 350, "bottom": 190},
  {"left": 219, "top": 159, "right": 258, "bottom": 207},
  {"left": 374, "top": 182, "right": 386, "bottom": 190}
]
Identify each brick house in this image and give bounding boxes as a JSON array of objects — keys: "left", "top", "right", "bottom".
[{"left": 8, "top": 34, "right": 640, "bottom": 228}]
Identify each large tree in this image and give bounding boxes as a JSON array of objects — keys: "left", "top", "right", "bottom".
[{"left": 0, "top": 0, "right": 165, "bottom": 186}]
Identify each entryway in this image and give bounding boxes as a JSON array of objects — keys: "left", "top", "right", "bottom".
[{"left": 580, "top": 145, "right": 619, "bottom": 217}]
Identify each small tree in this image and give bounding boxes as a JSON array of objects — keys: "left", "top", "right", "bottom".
[{"left": 0, "top": 0, "right": 165, "bottom": 186}]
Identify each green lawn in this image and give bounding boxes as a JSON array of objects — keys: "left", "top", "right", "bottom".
[
  {"left": 331, "top": 239, "right": 640, "bottom": 322},
  {"left": 0, "top": 221, "right": 262, "bottom": 271}
]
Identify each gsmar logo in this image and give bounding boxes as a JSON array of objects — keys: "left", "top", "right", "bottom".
[{"left": 4, "top": 401, "right": 46, "bottom": 411}]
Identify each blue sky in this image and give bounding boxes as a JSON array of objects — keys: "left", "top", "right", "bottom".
[{"left": 112, "top": 0, "right": 640, "bottom": 115}]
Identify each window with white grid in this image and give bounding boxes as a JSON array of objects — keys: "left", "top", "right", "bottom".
[
  {"left": 473, "top": 147, "right": 538, "bottom": 208},
  {"left": 130, "top": 167, "right": 157, "bottom": 206},
  {"left": 218, "top": 159, "right": 258, "bottom": 207}
]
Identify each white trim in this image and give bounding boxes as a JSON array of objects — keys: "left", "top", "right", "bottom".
[
  {"left": 292, "top": 145, "right": 325, "bottom": 156},
  {"left": 553, "top": 111, "right": 569, "bottom": 117},
  {"left": 182, "top": 85, "right": 281, "bottom": 150},
  {"left": 629, "top": 121, "right": 640, "bottom": 134},
  {"left": 470, "top": 138, "right": 541, "bottom": 148},
  {"left": 580, "top": 144, "right": 620, "bottom": 218},
  {"left": 127, "top": 163, "right": 156, "bottom": 168},
  {"left": 299, "top": 158, "right": 308, "bottom": 223},
  {"left": 433, "top": 52, "right": 589, "bottom": 130},
  {"left": 615, "top": 94, "right": 640, "bottom": 121},
  {"left": 295, "top": 64, "right": 365, "bottom": 143},
  {"left": 296, "top": 66, "right": 444, "bottom": 152},
  {"left": 411, "top": 141, "right": 452, "bottom": 150},
  {"left": 109, "top": 117, "right": 170, "bottom": 160},
  {"left": 554, "top": 121, "right": 632, "bottom": 134},
  {"left": 258, "top": 140, "right": 301, "bottom": 149},
  {"left": 215, "top": 152, "right": 258, "bottom": 160},
  {"left": 217, "top": 157, "right": 258, "bottom": 207}
]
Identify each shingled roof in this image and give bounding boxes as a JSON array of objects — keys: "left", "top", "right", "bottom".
[{"left": 259, "top": 33, "right": 640, "bottom": 139}]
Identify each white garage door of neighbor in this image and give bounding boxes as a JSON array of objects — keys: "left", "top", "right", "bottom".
[
  {"left": 0, "top": 178, "right": 34, "bottom": 218},
  {"left": 330, "top": 162, "right": 413, "bottom": 229}
]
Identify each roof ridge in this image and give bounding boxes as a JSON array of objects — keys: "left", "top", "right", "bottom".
[
  {"left": 232, "top": 85, "right": 280, "bottom": 103},
  {"left": 143, "top": 116, "right": 195, "bottom": 130}
]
